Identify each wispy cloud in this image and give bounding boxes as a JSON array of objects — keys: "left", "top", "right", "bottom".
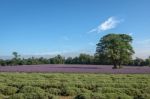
[{"left": 89, "top": 16, "right": 122, "bottom": 33}]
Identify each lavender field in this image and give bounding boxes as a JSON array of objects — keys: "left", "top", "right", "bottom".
[{"left": 0, "top": 64, "right": 150, "bottom": 74}]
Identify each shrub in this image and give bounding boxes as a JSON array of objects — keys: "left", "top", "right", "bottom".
[
  {"left": 31, "top": 81, "right": 61, "bottom": 89},
  {"left": 101, "top": 87, "right": 122, "bottom": 94},
  {"left": 104, "top": 93, "right": 132, "bottom": 99},
  {"left": 75, "top": 82, "right": 85, "bottom": 88},
  {"left": 8, "top": 82, "right": 24, "bottom": 89},
  {"left": 131, "top": 83, "right": 147, "bottom": 89},
  {"left": 20, "top": 86, "right": 45, "bottom": 94},
  {"left": 63, "top": 87, "right": 77, "bottom": 96},
  {"left": 23, "top": 92, "right": 48, "bottom": 99},
  {"left": 60, "top": 84, "right": 80, "bottom": 96},
  {"left": 113, "top": 83, "right": 132, "bottom": 88},
  {"left": 134, "top": 94, "right": 150, "bottom": 99},
  {"left": 84, "top": 83, "right": 97, "bottom": 90},
  {"left": 0, "top": 84, "right": 7, "bottom": 94},
  {"left": 141, "top": 87, "right": 150, "bottom": 94},
  {"left": 8, "top": 93, "right": 24, "bottom": 99},
  {"left": 123, "top": 88, "right": 141, "bottom": 96},
  {"left": 93, "top": 87, "right": 102, "bottom": 92},
  {"left": 91, "top": 93, "right": 106, "bottom": 99},
  {"left": 143, "top": 94, "right": 150, "bottom": 99},
  {"left": 19, "top": 86, "right": 51, "bottom": 99},
  {"left": 3, "top": 86, "right": 18, "bottom": 95},
  {"left": 46, "top": 88, "right": 61, "bottom": 95},
  {"left": 8, "top": 93, "right": 58, "bottom": 99},
  {"left": 80, "top": 88, "right": 91, "bottom": 93},
  {"left": 70, "top": 87, "right": 82, "bottom": 95},
  {"left": 118, "top": 94, "right": 133, "bottom": 99},
  {"left": 74, "top": 93, "right": 91, "bottom": 99},
  {"left": 60, "top": 86, "right": 75, "bottom": 96},
  {"left": 0, "top": 94, "right": 5, "bottom": 99},
  {"left": 47, "top": 94, "right": 58, "bottom": 99}
]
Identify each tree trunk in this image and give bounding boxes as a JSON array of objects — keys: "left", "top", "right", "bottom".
[
  {"left": 112, "top": 62, "right": 118, "bottom": 69},
  {"left": 118, "top": 63, "right": 122, "bottom": 69}
]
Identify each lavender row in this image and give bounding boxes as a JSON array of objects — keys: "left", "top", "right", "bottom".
[{"left": 0, "top": 64, "right": 149, "bottom": 74}]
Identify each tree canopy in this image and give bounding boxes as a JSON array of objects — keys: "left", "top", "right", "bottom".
[{"left": 96, "top": 33, "right": 134, "bottom": 69}]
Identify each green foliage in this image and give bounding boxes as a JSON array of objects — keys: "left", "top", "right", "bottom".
[
  {"left": 0, "top": 94, "right": 5, "bottom": 99},
  {"left": 91, "top": 93, "right": 106, "bottom": 99},
  {"left": 104, "top": 93, "right": 132, "bottom": 99},
  {"left": 78, "top": 53, "right": 94, "bottom": 64},
  {"left": 123, "top": 88, "right": 142, "bottom": 96},
  {"left": 96, "top": 33, "right": 134, "bottom": 68},
  {"left": 23, "top": 92, "right": 48, "bottom": 99},
  {"left": 74, "top": 93, "right": 133, "bottom": 99},
  {"left": 46, "top": 88, "right": 61, "bottom": 95},
  {"left": 141, "top": 87, "right": 150, "bottom": 94},
  {"left": 50, "top": 55, "right": 65, "bottom": 64},
  {"left": 4, "top": 86, "right": 18, "bottom": 95},
  {"left": 74, "top": 93, "right": 91, "bottom": 99},
  {"left": 9, "top": 93, "right": 24, "bottom": 99},
  {"left": 0, "top": 85, "right": 18, "bottom": 95},
  {"left": 0, "top": 52, "right": 150, "bottom": 66},
  {"left": 145, "top": 58, "right": 150, "bottom": 66},
  {"left": 12, "top": 52, "right": 21, "bottom": 65},
  {"left": 9, "top": 93, "right": 57, "bottom": 99},
  {"left": 101, "top": 87, "right": 122, "bottom": 93},
  {"left": 133, "top": 57, "right": 145, "bottom": 66},
  {"left": 20, "top": 86, "right": 45, "bottom": 94},
  {"left": 65, "top": 57, "right": 73, "bottom": 64},
  {"left": 0, "top": 73, "right": 150, "bottom": 98},
  {"left": 59, "top": 84, "right": 79, "bottom": 96}
]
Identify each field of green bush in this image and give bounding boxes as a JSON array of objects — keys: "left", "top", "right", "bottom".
[{"left": 0, "top": 73, "right": 150, "bottom": 99}]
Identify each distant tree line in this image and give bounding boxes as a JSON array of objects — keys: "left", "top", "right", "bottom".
[
  {"left": 0, "top": 52, "right": 150, "bottom": 66},
  {"left": 0, "top": 33, "right": 150, "bottom": 67}
]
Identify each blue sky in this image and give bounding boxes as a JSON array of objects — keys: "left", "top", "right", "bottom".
[{"left": 0, "top": 0, "right": 150, "bottom": 58}]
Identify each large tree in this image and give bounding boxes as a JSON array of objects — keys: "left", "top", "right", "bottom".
[{"left": 96, "top": 33, "right": 134, "bottom": 69}]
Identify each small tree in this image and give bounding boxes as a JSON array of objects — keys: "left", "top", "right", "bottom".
[
  {"left": 12, "top": 52, "right": 21, "bottom": 65},
  {"left": 78, "top": 53, "right": 94, "bottom": 64},
  {"left": 12, "top": 52, "right": 20, "bottom": 59},
  {"left": 50, "top": 55, "right": 65, "bottom": 64},
  {"left": 134, "top": 57, "right": 145, "bottom": 66},
  {"left": 145, "top": 56, "right": 150, "bottom": 66},
  {"left": 96, "top": 33, "right": 134, "bottom": 69},
  {"left": 65, "top": 57, "right": 73, "bottom": 64}
]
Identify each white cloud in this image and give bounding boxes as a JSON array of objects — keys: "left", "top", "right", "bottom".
[{"left": 89, "top": 16, "right": 122, "bottom": 33}]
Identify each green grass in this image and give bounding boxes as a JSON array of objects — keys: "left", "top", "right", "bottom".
[{"left": 0, "top": 73, "right": 150, "bottom": 99}]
